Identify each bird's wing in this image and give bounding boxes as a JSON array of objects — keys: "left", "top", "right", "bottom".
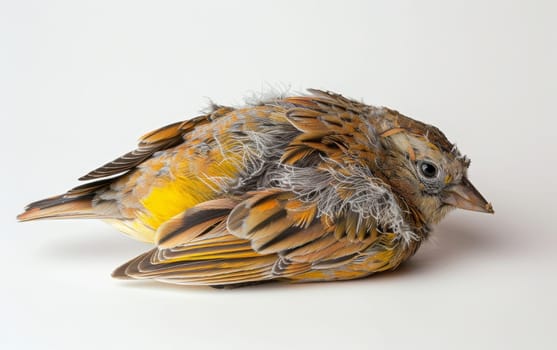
[
  {"left": 112, "top": 190, "right": 378, "bottom": 286},
  {"left": 79, "top": 114, "right": 213, "bottom": 181}
]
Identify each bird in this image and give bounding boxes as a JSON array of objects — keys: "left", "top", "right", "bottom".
[{"left": 17, "top": 89, "right": 494, "bottom": 288}]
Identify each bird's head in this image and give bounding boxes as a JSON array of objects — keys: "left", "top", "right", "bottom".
[{"left": 373, "top": 109, "right": 494, "bottom": 224}]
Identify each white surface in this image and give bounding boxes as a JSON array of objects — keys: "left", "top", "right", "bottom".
[{"left": 1, "top": 1, "right": 556, "bottom": 349}]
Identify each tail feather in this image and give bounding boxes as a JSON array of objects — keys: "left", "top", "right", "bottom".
[
  {"left": 17, "top": 194, "right": 96, "bottom": 222},
  {"left": 17, "top": 176, "right": 123, "bottom": 222}
]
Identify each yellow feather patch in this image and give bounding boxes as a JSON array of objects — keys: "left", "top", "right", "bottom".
[{"left": 139, "top": 148, "right": 242, "bottom": 231}]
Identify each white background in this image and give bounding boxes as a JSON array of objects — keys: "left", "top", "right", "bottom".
[{"left": 1, "top": 1, "right": 556, "bottom": 349}]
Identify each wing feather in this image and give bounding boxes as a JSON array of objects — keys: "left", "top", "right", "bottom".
[{"left": 79, "top": 115, "right": 214, "bottom": 181}]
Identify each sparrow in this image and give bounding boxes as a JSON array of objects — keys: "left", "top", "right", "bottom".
[{"left": 18, "top": 89, "right": 493, "bottom": 287}]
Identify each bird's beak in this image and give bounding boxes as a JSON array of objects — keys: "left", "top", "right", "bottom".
[{"left": 442, "top": 178, "right": 494, "bottom": 214}]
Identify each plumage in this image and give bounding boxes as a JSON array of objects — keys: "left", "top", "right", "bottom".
[{"left": 17, "top": 89, "right": 494, "bottom": 287}]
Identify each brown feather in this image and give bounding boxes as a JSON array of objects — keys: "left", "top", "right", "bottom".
[
  {"left": 17, "top": 196, "right": 95, "bottom": 221},
  {"left": 155, "top": 198, "right": 237, "bottom": 248},
  {"left": 227, "top": 191, "right": 326, "bottom": 254}
]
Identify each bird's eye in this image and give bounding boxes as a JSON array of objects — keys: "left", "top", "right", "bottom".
[{"left": 418, "top": 160, "right": 439, "bottom": 179}]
